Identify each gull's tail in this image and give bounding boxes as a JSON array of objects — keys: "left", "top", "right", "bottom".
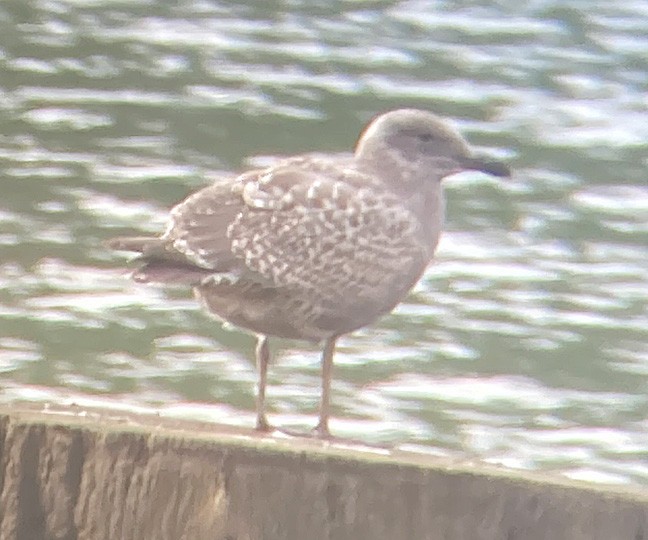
[
  {"left": 106, "top": 235, "right": 212, "bottom": 285},
  {"left": 105, "top": 236, "right": 161, "bottom": 253}
]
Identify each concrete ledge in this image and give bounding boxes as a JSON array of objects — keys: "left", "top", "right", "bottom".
[{"left": 0, "top": 405, "right": 646, "bottom": 540}]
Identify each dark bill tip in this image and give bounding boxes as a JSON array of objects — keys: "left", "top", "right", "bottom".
[{"left": 462, "top": 155, "right": 511, "bottom": 178}]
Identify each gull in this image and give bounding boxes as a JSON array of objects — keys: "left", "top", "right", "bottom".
[{"left": 107, "top": 109, "right": 510, "bottom": 438}]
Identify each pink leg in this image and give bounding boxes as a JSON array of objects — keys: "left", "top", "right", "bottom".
[
  {"left": 255, "top": 335, "right": 271, "bottom": 431},
  {"left": 313, "top": 336, "right": 337, "bottom": 438}
]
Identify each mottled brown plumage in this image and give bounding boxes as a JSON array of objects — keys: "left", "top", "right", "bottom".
[{"left": 107, "top": 109, "right": 510, "bottom": 437}]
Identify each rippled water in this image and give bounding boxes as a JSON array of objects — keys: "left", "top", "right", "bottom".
[{"left": 1, "top": 0, "right": 647, "bottom": 485}]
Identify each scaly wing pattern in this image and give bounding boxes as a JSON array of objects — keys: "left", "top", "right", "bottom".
[
  {"left": 225, "top": 160, "right": 428, "bottom": 307},
  {"left": 132, "top": 157, "right": 428, "bottom": 306}
]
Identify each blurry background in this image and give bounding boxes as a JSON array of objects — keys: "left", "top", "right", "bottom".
[{"left": 0, "top": 0, "right": 646, "bottom": 485}]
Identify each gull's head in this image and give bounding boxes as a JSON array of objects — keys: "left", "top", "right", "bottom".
[{"left": 355, "top": 109, "right": 510, "bottom": 181}]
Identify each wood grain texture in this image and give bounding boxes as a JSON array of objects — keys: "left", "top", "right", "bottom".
[{"left": 0, "top": 406, "right": 646, "bottom": 540}]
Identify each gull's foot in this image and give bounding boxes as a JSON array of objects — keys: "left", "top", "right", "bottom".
[
  {"left": 255, "top": 415, "right": 273, "bottom": 433},
  {"left": 312, "top": 421, "right": 332, "bottom": 439}
]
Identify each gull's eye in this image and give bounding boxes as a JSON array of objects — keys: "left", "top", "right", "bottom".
[{"left": 418, "top": 133, "right": 435, "bottom": 142}]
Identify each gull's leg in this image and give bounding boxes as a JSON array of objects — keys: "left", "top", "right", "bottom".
[
  {"left": 313, "top": 336, "right": 337, "bottom": 438},
  {"left": 255, "top": 334, "right": 271, "bottom": 431}
]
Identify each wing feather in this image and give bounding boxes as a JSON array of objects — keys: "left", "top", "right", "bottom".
[
  {"left": 159, "top": 175, "right": 253, "bottom": 272},
  {"left": 134, "top": 157, "right": 429, "bottom": 302},
  {"left": 227, "top": 160, "right": 428, "bottom": 305}
]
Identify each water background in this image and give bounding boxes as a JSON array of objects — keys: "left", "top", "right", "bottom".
[{"left": 0, "top": 0, "right": 647, "bottom": 486}]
